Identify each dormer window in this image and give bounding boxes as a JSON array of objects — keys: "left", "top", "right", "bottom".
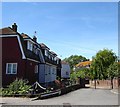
[
  {"left": 27, "top": 41, "right": 33, "bottom": 51},
  {"left": 52, "top": 56, "right": 54, "bottom": 60},
  {"left": 36, "top": 49, "right": 38, "bottom": 55},
  {"left": 45, "top": 50, "right": 48, "bottom": 57},
  {"left": 33, "top": 45, "right": 36, "bottom": 53},
  {"left": 54, "top": 57, "right": 57, "bottom": 61},
  {"left": 57, "top": 59, "right": 59, "bottom": 64}
]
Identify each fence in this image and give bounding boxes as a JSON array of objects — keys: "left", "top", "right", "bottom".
[{"left": 89, "top": 78, "right": 119, "bottom": 89}]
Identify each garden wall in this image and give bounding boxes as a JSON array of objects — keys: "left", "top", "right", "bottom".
[{"left": 89, "top": 78, "right": 119, "bottom": 89}]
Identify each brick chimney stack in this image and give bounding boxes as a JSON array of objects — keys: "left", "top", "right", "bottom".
[
  {"left": 33, "top": 31, "right": 37, "bottom": 42},
  {"left": 33, "top": 36, "right": 37, "bottom": 42},
  {"left": 12, "top": 23, "right": 17, "bottom": 32}
]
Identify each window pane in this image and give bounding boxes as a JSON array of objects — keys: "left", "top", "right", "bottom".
[
  {"left": 45, "top": 50, "right": 48, "bottom": 56},
  {"left": 7, "top": 64, "right": 12, "bottom": 74},
  {"left": 35, "top": 65, "right": 38, "bottom": 73},
  {"left": 27, "top": 41, "right": 33, "bottom": 51},
  {"left": 30, "top": 43, "right": 33, "bottom": 51},
  {"left": 12, "top": 64, "right": 17, "bottom": 74}
]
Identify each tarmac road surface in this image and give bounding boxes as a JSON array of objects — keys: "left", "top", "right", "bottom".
[{"left": 1, "top": 88, "right": 119, "bottom": 106}]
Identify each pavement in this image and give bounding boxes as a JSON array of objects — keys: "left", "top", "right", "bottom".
[
  {"left": 0, "top": 88, "right": 119, "bottom": 105},
  {"left": 110, "top": 89, "right": 119, "bottom": 95}
]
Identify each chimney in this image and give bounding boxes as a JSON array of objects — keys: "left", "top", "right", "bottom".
[
  {"left": 33, "top": 36, "right": 37, "bottom": 42},
  {"left": 33, "top": 31, "right": 37, "bottom": 42},
  {"left": 12, "top": 23, "right": 17, "bottom": 32}
]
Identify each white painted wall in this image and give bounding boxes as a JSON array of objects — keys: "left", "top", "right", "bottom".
[{"left": 61, "top": 64, "right": 71, "bottom": 78}]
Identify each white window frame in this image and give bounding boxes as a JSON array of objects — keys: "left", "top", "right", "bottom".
[
  {"left": 6, "top": 63, "right": 17, "bottom": 74},
  {"left": 27, "top": 40, "right": 33, "bottom": 51},
  {"left": 45, "top": 50, "right": 48, "bottom": 56},
  {"left": 35, "top": 65, "right": 38, "bottom": 73},
  {"left": 35, "top": 48, "right": 38, "bottom": 55},
  {"left": 57, "top": 59, "right": 59, "bottom": 64},
  {"left": 54, "top": 57, "right": 57, "bottom": 61}
]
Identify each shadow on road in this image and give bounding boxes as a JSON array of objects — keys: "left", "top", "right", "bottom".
[{"left": 32, "top": 86, "right": 91, "bottom": 101}]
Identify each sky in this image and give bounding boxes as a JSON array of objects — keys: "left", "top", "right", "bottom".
[{"left": 2, "top": 2, "right": 118, "bottom": 60}]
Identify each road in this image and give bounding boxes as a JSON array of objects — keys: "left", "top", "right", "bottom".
[{"left": 1, "top": 88, "right": 119, "bottom": 106}]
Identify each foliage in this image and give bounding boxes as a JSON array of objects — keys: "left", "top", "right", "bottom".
[
  {"left": 1, "top": 78, "right": 31, "bottom": 96},
  {"left": 107, "top": 62, "right": 119, "bottom": 79},
  {"left": 63, "top": 55, "right": 89, "bottom": 69},
  {"left": 76, "top": 68, "right": 90, "bottom": 79},
  {"left": 70, "top": 68, "right": 90, "bottom": 85},
  {"left": 90, "top": 49, "right": 117, "bottom": 79},
  {"left": 70, "top": 72, "right": 78, "bottom": 84},
  {"left": 107, "top": 62, "right": 119, "bottom": 89},
  {"left": 118, "top": 62, "right": 120, "bottom": 77}
]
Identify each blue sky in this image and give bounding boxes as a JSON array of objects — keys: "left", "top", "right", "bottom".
[{"left": 2, "top": 2, "right": 118, "bottom": 60}]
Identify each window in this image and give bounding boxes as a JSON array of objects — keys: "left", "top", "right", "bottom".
[
  {"left": 66, "top": 72, "right": 69, "bottom": 75},
  {"left": 54, "top": 57, "right": 57, "bottom": 61},
  {"left": 45, "top": 50, "right": 48, "bottom": 56},
  {"left": 36, "top": 49, "right": 39, "bottom": 55},
  {"left": 52, "top": 56, "right": 54, "bottom": 61},
  {"left": 33, "top": 45, "right": 36, "bottom": 53},
  {"left": 35, "top": 65, "right": 38, "bottom": 73},
  {"left": 57, "top": 59, "right": 59, "bottom": 64},
  {"left": 27, "top": 41, "right": 33, "bottom": 51},
  {"left": 6, "top": 63, "right": 17, "bottom": 74}
]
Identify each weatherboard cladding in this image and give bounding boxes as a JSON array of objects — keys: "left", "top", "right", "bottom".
[
  {"left": 1, "top": 26, "right": 41, "bottom": 86},
  {"left": 2, "top": 36, "right": 26, "bottom": 86},
  {"left": 0, "top": 27, "right": 41, "bottom": 62},
  {"left": 1, "top": 24, "right": 62, "bottom": 86}
]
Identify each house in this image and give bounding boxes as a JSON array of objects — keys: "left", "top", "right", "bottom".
[
  {"left": 56, "top": 57, "right": 62, "bottom": 80},
  {"left": 61, "top": 61, "right": 71, "bottom": 79},
  {"left": 39, "top": 43, "right": 61, "bottom": 87},
  {"left": 0, "top": 23, "right": 61, "bottom": 87}
]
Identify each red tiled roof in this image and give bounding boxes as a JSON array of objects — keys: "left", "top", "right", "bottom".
[
  {"left": 76, "top": 61, "right": 92, "bottom": 67},
  {"left": 21, "top": 33, "right": 29, "bottom": 38},
  {"left": 40, "top": 43, "right": 50, "bottom": 50},
  {"left": 0, "top": 27, "right": 17, "bottom": 35}
]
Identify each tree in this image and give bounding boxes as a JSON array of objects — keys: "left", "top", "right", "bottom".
[
  {"left": 76, "top": 68, "right": 90, "bottom": 79},
  {"left": 63, "top": 55, "right": 89, "bottom": 70},
  {"left": 70, "top": 72, "right": 78, "bottom": 84},
  {"left": 91, "top": 49, "right": 117, "bottom": 80},
  {"left": 90, "top": 58, "right": 99, "bottom": 89},
  {"left": 107, "top": 62, "right": 118, "bottom": 89},
  {"left": 90, "top": 49, "right": 117, "bottom": 89}
]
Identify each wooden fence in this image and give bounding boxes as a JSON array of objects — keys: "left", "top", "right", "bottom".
[{"left": 89, "top": 78, "right": 119, "bottom": 89}]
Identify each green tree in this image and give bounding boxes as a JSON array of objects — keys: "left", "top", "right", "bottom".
[
  {"left": 91, "top": 49, "right": 117, "bottom": 80},
  {"left": 70, "top": 72, "right": 78, "bottom": 84},
  {"left": 90, "top": 49, "right": 117, "bottom": 89},
  {"left": 107, "top": 62, "right": 118, "bottom": 89},
  {"left": 63, "top": 55, "right": 89, "bottom": 69},
  {"left": 90, "top": 58, "right": 99, "bottom": 89},
  {"left": 76, "top": 68, "right": 90, "bottom": 79}
]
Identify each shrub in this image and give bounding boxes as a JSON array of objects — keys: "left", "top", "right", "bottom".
[{"left": 1, "top": 78, "right": 31, "bottom": 97}]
